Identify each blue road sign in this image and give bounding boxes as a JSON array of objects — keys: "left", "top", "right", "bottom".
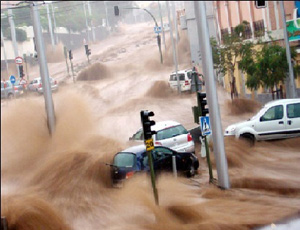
[
  {"left": 154, "top": 26, "right": 162, "bottom": 34},
  {"left": 200, "top": 116, "right": 211, "bottom": 136},
  {"left": 9, "top": 75, "right": 16, "bottom": 84}
]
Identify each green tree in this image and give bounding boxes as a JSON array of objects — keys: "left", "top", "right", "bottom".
[
  {"left": 210, "top": 37, "right": 226, "bottom": 79},
  {"left": 241, "top": 43, "right": 299, "bottom": 92},
  {"left": 4, "top": 27, "right": 27, "bottom": 42}
]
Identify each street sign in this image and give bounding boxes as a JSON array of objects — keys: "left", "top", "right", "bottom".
[
  {"left": 15, "top": 56, "right": 23, "bottom": 65},
  {"left": 145, "top": 138, "right": 154, "bottom": 151},
  {"left": 9, "top": 75, "right": 16, "bottom": 84},
  {"left": 200, "top": 116, "right": 211, "bottom": 136},
  {"left": 154, "top": 26, "right": 162, "bottom": 34}
]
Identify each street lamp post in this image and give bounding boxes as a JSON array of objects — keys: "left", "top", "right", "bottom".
[{"left": 123, "top": 7, "right": 163, "bottom": 64}]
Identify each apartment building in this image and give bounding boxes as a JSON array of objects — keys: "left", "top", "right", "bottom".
[{"left": 214, "top": 1, "right": 300, "bottom": 99}]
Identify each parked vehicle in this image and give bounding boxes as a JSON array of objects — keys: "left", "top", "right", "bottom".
[
  {"left": 129, "top": 120, "right": 195, "bottom": 153},
  {"left": 224, "top": 99, "right": 300, "bottom": 143},
  {"left": 1, "top": 80, "right": 24, "bottom": 99},
  {"left": 27, "top": 77, "right": 58, "bottom": 94},
  {"left": 169, "top": 69, "right": 202, "bottom": 92},
  {"left": 111, "top": 145, "right": 199, "bottom": 185}
]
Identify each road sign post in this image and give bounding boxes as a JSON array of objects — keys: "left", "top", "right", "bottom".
[{"left": 199, "top": 116, "right": 214, "bottom": 182}]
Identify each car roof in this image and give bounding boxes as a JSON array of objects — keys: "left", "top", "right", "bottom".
[
  {"left": 120, "top": 145, "right": 146, "bottom": 154},
  {"left": 170, "top": 69, "right": 193, "bottom": 75},
  {"left": 265, "top": 99, "right": 300, "bottom": 107},
  {"left": 152, "top": 120, "right": 181, "bottom": 131}
]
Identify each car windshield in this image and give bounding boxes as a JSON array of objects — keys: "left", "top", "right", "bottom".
[
  {"left": 156, "top": 125, "right": 188, "bottom": 141},
  {"left": 113, "top": 152, "right": 135, "bottom": 168},
  {"left": 250, "top": 106, "right": 268, "bottom": 120}
]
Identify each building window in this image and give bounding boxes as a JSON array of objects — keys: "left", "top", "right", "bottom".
[{"left": 253, "top": 20, "right": 265, "bottom": 38}]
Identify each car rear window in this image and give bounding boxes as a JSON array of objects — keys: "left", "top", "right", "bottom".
[
  {"left": 170, "top": 74, "right": 185, "bottom": 81},
  {"left": 113, "top": 153, "right": 136, "bottom": 167},
  {"left": 155, "top": 125, "right": 188, "bottom": 141}
]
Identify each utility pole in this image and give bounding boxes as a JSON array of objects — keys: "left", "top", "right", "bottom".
[
  {"left": 1, "top": 27, "right": 9, "bottom": 76},
  {"left": 31, "top": 1, "right": 56, "bottom": 136},
  {"left": 51, "top": 3, "right": 58, "bottom": 45},
  {"left": 8, "top": 8, "right": 20, "bottom": 78},
  {"left": 158, "top": 1, "right": 166, "bottom": 51},
  {"left": 87, "top": 1, "right": 96, "bottom": 42},
  {"left": 83, "top": 1, "right": 90, "bottom": 42},
  {"left": 104, "top": 1, "right": 110, "bottom": 29},
  {"left": 194, "top": 1, "right": 230, "bottom": 189},
  {"left": 279, "top": 1, "right": 297, "bottom": 98},
  {"left": 171, "top": 1, "right": 179, "bottom": 43},
  {"left": 46, "top": 3, "right": 55, "bottom": 50},
  {"left": 166, "top": 1, "right": 180, "bottom": 94}
]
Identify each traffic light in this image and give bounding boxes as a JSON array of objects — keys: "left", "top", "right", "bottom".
[
  {"left": 69, "top": 50, "right": 73, "bottom": 60},
  {"left": 140, "top": 110, "right": 157, "bottom": 140},
  {"left": 19, "top": 65, "right": 24, "bottom": 78},
  {"left": 198, "top": 92, "right": 209, "bottom": 116},
  {"left": 84, "top": 44, "right": 91, "bottom": 56},
  {"left": 114, "top": 6, "right": 119, "bottom": 16},
  {"left": 255, "top": 0, "right": 266, "bottom": 9}
]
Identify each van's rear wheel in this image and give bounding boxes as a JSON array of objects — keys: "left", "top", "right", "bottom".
[{"left": 240, "top": 133, "right": 255, "bottom": 146}]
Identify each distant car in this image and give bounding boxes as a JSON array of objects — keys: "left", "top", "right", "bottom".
[
  {"left": 129, "top": 120, "right": 195, "bottom": 153},
  {"left": 169, "top": 69, "right": 202, "bottom": 92},
  {"left": 1, "top": 80, "right": 24, "bottom": 99},
  {"left": 224, "top": 99, "right": 300, "bottom": 143},
  {"left": 27, "top": 77, "right": 58, "bottom": 94},
  {"left": 111, "top": 145, "right": 199, "bottom": 185}
]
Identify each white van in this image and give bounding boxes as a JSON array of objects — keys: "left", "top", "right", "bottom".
[
  {"left": 169, "top": 69, "right": 194, "bottom": 92},
  {"left": 224, "top": 99, "right": 300, "bottom": 142}
]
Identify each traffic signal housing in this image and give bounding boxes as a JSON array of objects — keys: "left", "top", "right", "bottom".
[
  {"left": 69, "top": 50, "right": 73, "bottom": 60},
  {"left": 84, "top": 44, "right": 91, "bottom": 56},
  {"left": 19, "top": 65, "right": 24, "bottom": 78},
  {"left": 198, "top": 92, "right": 209, "bottom": 117},
  {"left": 255, "top": 0, "right": 266, "bottom": 9},
  {"left": 114, "top": 6, "right": 119, "bottom": 16},
  {"left": 140, "top": 110, "right": 157, "bottom": 140}
]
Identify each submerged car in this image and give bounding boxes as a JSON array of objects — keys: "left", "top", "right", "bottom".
[
  {"left": 1, "top": 80, "right": 24, "bottom": 99},
  {"left": 224, "top": 99, "right": 300, "bottom": 142},
  {"left": 27, "top": 77, "right": 58, "bottom": 94},
  {"left": 129, "top": 120, "right": 195, "bottom": 153},
  {"left": 111, "top": 145, "right": 199, "bottom": 185}
]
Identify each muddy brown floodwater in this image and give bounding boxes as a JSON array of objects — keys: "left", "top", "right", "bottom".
[{"left": 1, "top": 22, "right": 300, "bottom": 230}]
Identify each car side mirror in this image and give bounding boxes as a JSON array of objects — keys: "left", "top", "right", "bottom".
[
  {"left": 260, "top": 116, "right": 264, "bottom": 122},
  {"left": 129, "top": 137, "right": 133, "bottom": 141}
]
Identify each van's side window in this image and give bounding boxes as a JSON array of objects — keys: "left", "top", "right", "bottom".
[
  {"left": 261, "top": 105, "right": 283, "bottom": 121},
  {"left": 287, "top": 103, "right": 300, "bottom": 118}
]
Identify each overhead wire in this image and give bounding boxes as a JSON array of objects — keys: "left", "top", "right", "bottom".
[{"left": 1, "top": 1, "right": 106, "bottom": 27}]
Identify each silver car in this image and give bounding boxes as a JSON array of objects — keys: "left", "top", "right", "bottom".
[
  {"left": 130, "top": 120, "right": 195, "bottom": 153},
  {"left": 27, "top": 77, "right": 58, "bottom": 94},
  {"left": 1, "top": 81, "right": 24, "bottom": 99}
]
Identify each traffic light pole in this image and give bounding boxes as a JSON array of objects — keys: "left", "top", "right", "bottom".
[
  {"left": 31, "top": 1, "right": 56, "bottom": 136},
  {"left": 146, "top": 148, "right": 159, "bottom": 205},
  {"left": 194, "top": 1, "right": 230, "bottom": 189},
  {"left": 158, "top": 1, "right": 166, "bottom": 51},
  {"left": 8, "top": 9, "right": 20, "bottom": 78}
]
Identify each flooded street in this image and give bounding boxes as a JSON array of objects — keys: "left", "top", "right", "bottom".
[{"left": 1, "top": 22, "right": 300, "bottom": 230}]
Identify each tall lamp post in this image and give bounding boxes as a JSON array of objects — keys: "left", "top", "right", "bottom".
[{"left": 121, "top": 6, "right": 163, "bottom": 64}]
